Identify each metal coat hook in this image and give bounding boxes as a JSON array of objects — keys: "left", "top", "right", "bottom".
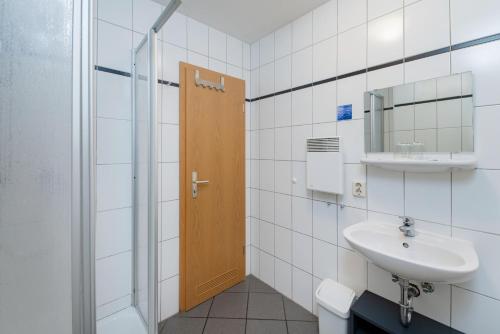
[{"left": 195, "top": 69, "right": 225, "bottom": 91}]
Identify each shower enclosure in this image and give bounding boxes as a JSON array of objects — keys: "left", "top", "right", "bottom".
[{"left": 96, "top": 1, "right": 181, "bottom": 334}]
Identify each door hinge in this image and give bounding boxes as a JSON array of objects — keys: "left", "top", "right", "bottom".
[{"left": 243, "top": 246, "right": 245, "bottom": 256}]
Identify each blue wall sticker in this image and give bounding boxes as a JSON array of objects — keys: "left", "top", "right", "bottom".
[{"left": 337, "top": 104, "right": 353, "bottom": 121}]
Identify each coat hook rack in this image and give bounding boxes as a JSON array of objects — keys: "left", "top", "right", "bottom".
[{"left": 195, "top": 69, "right": 225, "bottom": 91}]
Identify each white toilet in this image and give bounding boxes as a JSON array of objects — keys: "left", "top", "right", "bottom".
[{"left": 315, "top": 279, "right": 356, "bottom": 334}]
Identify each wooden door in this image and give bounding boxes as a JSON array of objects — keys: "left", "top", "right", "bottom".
[{"left": 179, "top": 63, "right": 245, "bottom": 311}]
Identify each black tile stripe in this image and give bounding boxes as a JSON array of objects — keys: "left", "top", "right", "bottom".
[
  {"left": 394, "top": 94, "right": 473, "bottom": 108},
  {"left": 95, "top": 32, "right": 500, "bottom": 104}
]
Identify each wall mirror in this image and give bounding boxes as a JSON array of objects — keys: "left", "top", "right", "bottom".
[{"left": 364, "top": 72, "right": 473, "bottom": 154}]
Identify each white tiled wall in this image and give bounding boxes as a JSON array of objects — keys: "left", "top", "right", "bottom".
[
  {"left": 248, "top": 0, "right": 500, "bottom": 333},
  {"left": 95, "top": 0, "right": 250, "bottom": 322}
]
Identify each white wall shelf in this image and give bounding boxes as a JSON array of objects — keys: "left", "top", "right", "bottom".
[{"left": 361, "top": 155, "right": 477, "bottom": 173}]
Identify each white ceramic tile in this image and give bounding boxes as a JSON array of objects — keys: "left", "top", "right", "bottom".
[
  {"left": 292, "top": 267, "right": 313, "bottom": 312},
  {"left": 367, "top": 167, "right": 404, "bottom": 215},
  {"left": 250, "top": 102, "right": 260, "bottom": 131},
  {"left": 187, "top": 51, "right": 208, "bottom": 68},
  {"left": 337, "top": 73, "right": 367, "bottom": 120},
  {"left": 452, "top": 169, "right": 500, "bottom": 235},
  {"left": 160, "top": 276, "right": 179, "bottom": 320},
  {"left": 227, "top": 36, "right": 243, "bottom": 67},
  {"left": 259, "top": 160, "right": 275, "bottom": 192},
  {"left": 259, "top": 188, "right": 274, "bottom": 223},
  {"left": 96, "top": 208, "right": 132, "bottom": 259},
  {"left": 96, "top": 71, "right": 131, "bottom": 120},
  {"left": 208, "top": 28, "right": 227, "bottom": 62},
  {"left": 259, "top": 97, "right": 275, "bottom": 129},
  {"left": 292, "top": 87, "right": 313, "bottom": 126},
  {"left": 292, "top": 125, "right": 312, "bottom": 161},
  {"left": 161, "top": 238, "right": 179, "bottom": 280},
  {"left": 163, "top": 43, "right": 186, "bottom": 83},
  {"left": 275, "top": 193, "right": 292, "bottom": 228},
  {"left": 392, "top": 105, "right": 415, "bottom": 131},
  {"left": 338, "top": 247, "right": 367, "bottom": 296},
  {"left": 260, "top": 62, "right": 275, "bottom": 96},
  {"left": 313, "top": 240, "right": 337, "bottom": 283},
  {"left": 405, "top": 53, "right": 450, "bottom": 83},
  {"left": 405, "top": 172, "right": 451, "bottom": 224},
  {"left": 437, "top": 127, "right": 461, "bottom": 152},
  {"left": 475, "top": 105, "right": 500, "bottom": 169},
  {"left": 95, "top": 251, "right": 132, "bottom": 305},
  {"left": 313, "top": 36, "right": 337, "bottom": 82},
  {"left": 260, "top": 33, "right": 275, "bottom": 65},
  {"left": 454, "top": 228, "right": 500, "bottom": 300},
  {"left": 275, "top": 225, "right": 292, "bottom": 262},
  {"left": 275, "top": 127, "right": 292, "bottom": 160},
  {"left": 275, "top": 162, "right": 292, "bottom": 195},
  {"left": 227, "top": 64, "right": 242, "bottom": 79},
  {"left": 367, "top": 10, "right": 403, "bottom": 67},
  {"left": 437, "top": 99, "right": 462, "bottom": 128},
  {"left": 98, "top": 0, "right": 132, "bottom": 29},
  {"left": 338, "top": 206, "right": 367, "bottom": 249},
  {"left": 450, "top": 0, "right": 500, "bottom": 44},
  {"left": 250, "top": 217, "right": 260, "bottom": 247},
  {"left": 313, "top": 0, "right": 338, "bottom": 43},
  {"left": 97, "top": 118, "right": 131, "bottom": 164},
  {"left": 251, "top": 42, "right": 260, "bottom": 69},
  {"left": 97, "top": 164, "right": 132, "bottom": 211},
  {"left": 313, "top": 81, "right": 337, "bottom": 123},
  {"left": 251, "top": 68, "right": 260, "bottom": 99},
  {"left": 161, "top": 86, "right": 179, "bottom": 125},
  {"left": 337, "top": 119, "right": 364, "bottom": 163},
  {"left": 338, "top": 0, "right": 367, "bottom": 32},
  {"left": 251, "top": 246, "right": 260, "bottom": 276},
  {"left": 275, "top": 24, "right": 292, "bottom": 59},
  {"left": 341, "top": 164, "right": 367, "bottom": 209},
  {"left": 275, "top": 56, "right": 292, "bottom": 92},
  {"left": 404, "top": 0, "right": 450, "bottom": 57},
  {"left": 451, "top": 286, "right": 500, "bottom": 334},
  {"left": 452, "top": 40, "right": 500, "bottom": 106},
  {"left": 292, "top": 47, "right": 313, "bottom": 87},
  {"left": 161, "top": 12, "right": 186, "bottom": 48},
  {"left": 437, "top": 73, "right": 462, "bottom": 98},
  {"left": 259, "top": 129, "right": 274, "bottom": 160},
  {"left": 312, "top": 277, "right": 322, "bottom": 316},
  {"left": 292, "top": 12, "right": 313, "bottom": 52},
  {"left": 259, "top": 251, "right": 275, "bottom": 287},
  {"left": 161, "top": 200, "right": 179, "bottom": 240},
  {"left": 132, "top": 0, "right": 162, "bottom": 34},
  {"left": 338, "top": 24, "right": 367, "bottom": 75},
  {"left": 209, "top": 58, "right": 226, "bottom": 74},
  {"left": 414, "top": 102, "right": 437, "bottom": 129},
  {"left": 293, "top": 232, "right": 313, "bottom": 273},
  {"left": 312, "top": 122, "right": 337, "bottom": 138},
  {"left": 292, "top": 197, "right": 313, "bottom": 236},
  {"left": 275, "top": 258, "right": 293, "bottom": 298},
  {"left": 275, "top": 93, "right": 292, "bottom": 127},
  {"left": 368, "top": 0, "right": 403, "bottom": 20},
  {"left": 96, "top": 295, "right": 131, "bottom": 320},
  {"left": 97, "top": 20, "right": 132, "bottom": 72},
  {"left": 291, "top": 162, "right": 310, "bottom": 201},
  {"left": 367, "top": 64, "right": 404, "bottom": 91},
  {"left": 161, "top": 124, "right": 179, "bottom": 162},
  {"left": 187, "top": 18, "right": 209, "bottom": 56},
  {"left": 259, "top": 220, "right": 275, "bottom": 254},
  {"left": 312, "top": 201, "right": 338, "bottom": 245},
  {"left": 244, "top": 70, "right": 251, "bottom": 97}
]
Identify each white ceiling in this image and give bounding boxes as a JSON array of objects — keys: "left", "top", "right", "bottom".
[{"left": 155, "top": 0, "right": 330, "bottom": 42}]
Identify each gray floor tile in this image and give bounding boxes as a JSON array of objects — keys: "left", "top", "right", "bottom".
[
  {"left": 208, "top": 292, "right": 248, "bottom": 318},
  {"left": 246, "top": 319, "right": 287, "bottom": 334},
  {"left": 287, "top": 321, "right": 319, "bottom": 334},
  {"left": 203, "top": 318, "right": 245, "bottom": 334},
  {"left": 178, "top": 298, "right": 213, "bottom": 318},
  {"left": 283, "top": 297, "right": 318, "bottom": 321},
  {"left": 160, "top": 317, "right": 206, "bottom": 334},
  {"left": 247, "top": 293, "right": 285, "bottom": 320},
  {"left": 225, "top": 279, "right": 250, "bottom": 293},
  {"left": 248, "top": 275, "right": 277, "bottom": 293}
]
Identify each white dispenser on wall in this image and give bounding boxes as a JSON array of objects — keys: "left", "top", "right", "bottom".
[{"left": 306, "top": 137, "right": 344, "bottom": 195}]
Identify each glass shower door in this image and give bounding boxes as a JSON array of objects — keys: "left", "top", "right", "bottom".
[{"left": 133, "top": 31, "right": 158, "bottom": 334}]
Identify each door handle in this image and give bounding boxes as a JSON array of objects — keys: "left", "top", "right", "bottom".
[{"left": 192, "top": 171, "right": 209, "bottom": 198}]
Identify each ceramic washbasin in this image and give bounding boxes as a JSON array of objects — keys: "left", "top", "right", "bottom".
[{"left": 343, "top": 221, "right": 479, "bottom": 283}]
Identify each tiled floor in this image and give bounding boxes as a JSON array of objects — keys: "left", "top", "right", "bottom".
[{"left": 159, "top": 275, "right": 319, "bottom": 334}]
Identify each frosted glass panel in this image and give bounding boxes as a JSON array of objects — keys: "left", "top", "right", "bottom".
[
  {"left": 0, "top": 1, "right": 74, "bottom": 333},
  {"left": 134, "top": 37, "right": 151, "bottom": 325}
]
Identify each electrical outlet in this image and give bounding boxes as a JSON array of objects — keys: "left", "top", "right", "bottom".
[{"left": 352, "top": 181, "right": 366, "bottom": 198}]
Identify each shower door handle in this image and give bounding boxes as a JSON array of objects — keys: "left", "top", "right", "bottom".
[{"left": 192, "top": 171, "right": 209, "bottom": 198}]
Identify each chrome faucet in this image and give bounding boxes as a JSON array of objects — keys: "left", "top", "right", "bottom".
[{"left": 398, "top": 216, "right": 416, "bottom": 237}]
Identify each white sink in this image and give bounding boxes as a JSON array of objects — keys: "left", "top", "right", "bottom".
[{"left": 343, "top": 221, "right": 479, "bottom": 283}]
